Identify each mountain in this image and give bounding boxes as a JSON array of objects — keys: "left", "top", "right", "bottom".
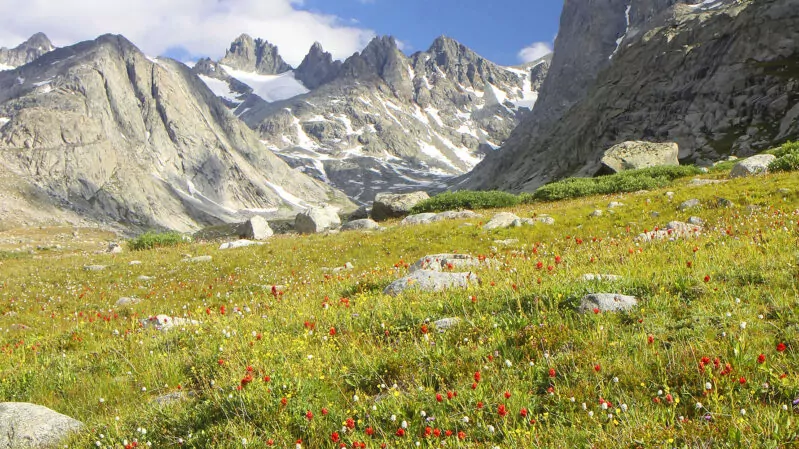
[
  {"left": 0, "top": 34, "right": 352, "bottom": 232},
  {"left": 0, "top": 33, "right": 54, "bottom": 70},
  {"left": 463, "top": 0, "right": 799, "bottom": 192},
  {"left": 196, "top": 35, "right": 549, "bottom": 203},
  {"left": 219, "top": 34, "right": 292, "bottom": 75}
]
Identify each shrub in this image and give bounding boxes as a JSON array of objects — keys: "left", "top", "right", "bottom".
[
  {"left": 410, "top": 191, "right": 520, "bottom": 213},
  {"left": 128, "top": 231, "right": 189, "bottom": 251},
  {"left": 532, "top": 165, "right": 702, "bottom": 201},
  {"left": 768, "top": 141, "right": 799, "bottom": 172}
]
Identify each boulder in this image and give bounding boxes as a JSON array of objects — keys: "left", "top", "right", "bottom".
[
  {"left": 401, "top": 213, "right": 438, "bottom": 225},
  {"left": 433, "top": 317, "right": 461, "bottom": 332},
  {"left": 0, "top": 402, "right": 84, "bottom": 448},
  {"left": 371, "top": 191, "right": 430, "bottom": 221},
  {"left": 107, "top": 242, "right": 123, "bottom": 254},
  {"left": 295, "top": 207, "right": 342, "bottom": 234},
  {"left": 219, "top": 240, "right": 263, "bottom": 250},
  {"left": 237, "top": 216, "right": 273, "bottom": 240},
  {"left": 578, "top": 293, "right": 637, "bottom": 313},
  {"left": 184, "top": 255, "right": 212, "bottom": 263},
  {"left": 116, "top": 297, "right": 141, "bottom": 307},
  {"left": 600, "top": 141, "right": 679, "bottom": 173},
  {"left": 432, "top": 210, "right": 482, "bottom": 221},
  {"left": 409, "top": 254, "right": 494, "bottom": 273},
  {"left": 535, "top": 215, "right": 555, "bottom": 225},
  {"left": 483, "top": 212, "right": 531, "bottom": 230},
  {"left": 590, "top": 210, "right": 603, "bottom": 217},
  {"left": 341, "top": 219, "right": 380, "bottom": 231},
  {"left": 348, "top": 205, "right": 370, "bottom": 220},
  {"left": 384, "top": 270, "right": 479, "bottom": 296},
  {"left": 679, "top": 199, "right": 701, "bottom": 211},
  {"left": 730, "top": 154, "right": 776, "bottom": 178},
  {"left": 637, "top": 221, "right": 702, "bottom": 242}
]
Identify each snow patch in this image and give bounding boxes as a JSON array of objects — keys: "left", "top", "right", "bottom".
[
  {"left": 610, "top": 4, "right": 632, "bottom": 60},
  {"left": 220, "top": 65, "right": 309, "bottom": 102},
  {"left": 425, "top": 107, "right": 444, "bottom": 127},
  {"left": 419, "top": 141, "right": 458, "bottom": 171},
  {"left": 197, "top": 75, "right": 241, "bottom": 104},
  {"left": 264, "top": 181, "right": 308, "bottom": 208},
  {"left": 0, "top": 63, "right": 15, "bottom": 72},
  {"left": 0, "top": 117, "right": 10, "bottom": 127}
]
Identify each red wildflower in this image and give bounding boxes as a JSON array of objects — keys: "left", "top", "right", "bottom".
[
  {"left": 305, "top": 410, "right": 313, "bottom": 420},
  {"left": 777, "top": 342, "right": 787, "bottom": 352},
  {"left": 520, "top": 408, "right": 528, "bottom": 417},
  {"left": 504, "top": 391, "right": 511, "bottom": 399},
  {"left": 594, "top": 364, "right": 601, "bottom": 372},
  {"left": 346, "top": 418, "right": 355, "bottom": 429},
  {"left": 331, "top": 432, "right": 340, "bottom": 443},
  {"left": 457, "top": 431, "right": 466, "bottom": 440},
  {"left": 498, "top": 404, "right": 508, "bottom": 417},
  {"left": 365, "top": 427, "right": 375, "bottom": 436},
  {"left": 758, "top": 353, "right": 766, "bottom": 364},
  {"left": 436, "top": 393, "right": 443, "bottom": 402},
  {"left": 549, "top": 368, "right": 556, "bottom": 378},
  {"left": 395, "top": 428, "right": 405, "bottom": 437}
]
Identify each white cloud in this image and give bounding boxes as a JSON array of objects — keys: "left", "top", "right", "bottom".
[
  {"left": 517, "top": 42, "right": 552, "bottom": 63},
  {"left": 0, "top": 0, "right": 377, "bottom": 66}
]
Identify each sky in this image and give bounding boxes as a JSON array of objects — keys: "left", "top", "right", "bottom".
[{"left": 0, "top": 0, "right": 562, "bottom": 68}]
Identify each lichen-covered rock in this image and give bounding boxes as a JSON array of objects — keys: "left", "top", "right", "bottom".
[
  {"left": 238, "top": 216, "right": 273, "bottom": 240},
  {"left": 730, "top": 154, "right": 777, "bottom": 178},
  {"left": 578, "top": 293, "right": 637, "bottom": 313},
  {"left": 295, "top": 207, "right": 342, "bottom": 234},
  {"left": 0, "top": 402, "right": 83, "bottom": 448},
  {"left": 383, "top": 270, "right": 479, "bottom": 296},
  {"left": 371, "top": 192, "right": 430, "bottom": 221},
  {"left": 341, "top": 219, "right": 380, "bottom": 231},
  {"left": 600, "top": 141, "right": 679, "bottom": 173}
]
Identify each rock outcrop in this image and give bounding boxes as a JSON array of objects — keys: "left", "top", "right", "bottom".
[
  {"left": 0, "top": 402, "right": 83, "bottom": 448},
  {"left": 730, "top": 154, "right": 777, "bottom": 178},
  {"left": 464, "top": 0, "right": 799, "bottom": 192},
  {"left": 371, "top": 191, "right": 430, "bottom": 221},
  {"left": 600, "top": 141, "right": 679, "bottom": 173},
  {"left": 219, "top": 34, "right": 292, "bottom": 75}
]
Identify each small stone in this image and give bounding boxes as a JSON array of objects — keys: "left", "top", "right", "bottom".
[
  {"left": 494, "top": 239, "right": 519, "bottom": 246},
  {"left": 107, "top": 242, "right": 123, "bottom": 254},
  {"left": 608, "top": 202, "right": 624, "bottom": 208},
  {"left": 184, "top": 255, "right": 212, "bottom": 263},
  {"left": 219, "top": 240, "right": 263, "bottom": 250},
  {"left": 83, "top": 265, "right": 107, "bottom": 271},
  {"left": 716, "top": 197, "right": 734, "bottom": 208},
  {"left": 432, "top": 210, "right": 482, "bottom": 221},
  {"left": 433, "top": 317, "right": 461, "bottom": 332},
  {"left": 535, "top": 215, "right": 555, "bottom": 225},
  {"left": 778, "top": 188, "right": 791, "bottom": 195},
  {"left": 137, "top": 275, "right": 154, "bottom": 281},
  {"left": 590, "top": 210, "right": 603, "bottom": 217},
  {"left": 579, "top": 293, "right": 637, "bottom": 313},
  {"left": 116, "top": 297, "right": 141, "bottom": 307},
  {"left": 483, "top": 212, "right": 523, "bottom": 230},
  {"left": 581, "top": 274, "right": 622, "bottom": 282},
  {"left": 129, "top": 260, "right": 142, "bottom": 265},
  {"left": 650, "top": 211, "right": 661, "bottom": 218},
  {"left": 688, "top": 216, "right": 705, "bottom": 226},
  {"left": 679, "top": 199, "right": 701, "bottom": 211},
  {"left": 400, "top": 213, "right": 438, "bottom": 226},
  {"left": 141, "top": 315, "right": 199, "bottom": 331},
  {"left": 746, "top": 205, "right": 761, "bottom": 215}
]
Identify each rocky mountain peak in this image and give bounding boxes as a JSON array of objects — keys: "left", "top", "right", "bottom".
[
  {"left": 219, "top": 34, "right": 292, "bottom": 74},
  {"left": 0, "top": 32, "right": 55, "bottom": 68},
  {"left": 339, "top": 35, "right": 413, "bottom": 100},
  {"left": 295, "top": 42, "right": 342, "bottom": 90}
]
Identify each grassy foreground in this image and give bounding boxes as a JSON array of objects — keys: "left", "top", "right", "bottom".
[{"left": 1, "top": 171, "right": 799, "bottom": 448}]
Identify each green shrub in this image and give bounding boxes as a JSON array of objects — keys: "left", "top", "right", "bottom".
[
  {"left": 532, "top": 165, "right": 702, "bottom": 201},
  {"left": 128, "top": 231, "right": 189, "bottom": 251},
  {"left": 410, "top": 190, "right": 520, "bottom": 213},
  {"left": 768, "top": 141, "right": 799, "bottom": 172}
]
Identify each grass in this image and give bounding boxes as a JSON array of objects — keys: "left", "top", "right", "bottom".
[
  {"left": 1, "top": 169, "right": 799, "bottom": 448},
  {"left": 128, "top": 231, "right": 190, "bottom": 251},
  {"left": 531, "top": 166, "right": 703, "bottom": 201},
  {"left": 410, "top": 191, "right": 521, "bottom": 213},
  {"left": 768, "top": 141, "right": 799, "bottom": 173}
]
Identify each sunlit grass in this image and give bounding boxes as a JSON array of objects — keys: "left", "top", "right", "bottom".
[{"left": 1, "top": 171, "right": 799, "bottom": 448}]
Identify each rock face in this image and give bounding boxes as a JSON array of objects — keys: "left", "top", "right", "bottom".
[
  {"left": 600, "top": 141, "right": 679, "bottom": 173},
  {"left": 371, "top": 191, "right": 430, "bottom": 221},
  {"left": 579, "top": 293, "right": 638, "bottom": 313},
  {"left": 219, "top": 34, "right": 292, "bottom": 75},
  {"left": 464, "top": 0, "right": 799, "bottom": 192},
  {"left": 199, "top": 35, "right": 549, "bottom": 204},
  {"left": 383, "top": 269, "right": 479, "bottom": 296},
  {"left": 0, "top": 402, "right": 83, "bottom": 448},
  {"left": 295, "top": 206, "right": 342, "bottom": 233},
  {"left": 0, "top": 34, "right": 352, "bottom": 231},
  {"left": 730, "top": 154, "right": 777, "bottom": 178},
  {"left": 0, "top": 33, "right": 54, "bottom": 68}
]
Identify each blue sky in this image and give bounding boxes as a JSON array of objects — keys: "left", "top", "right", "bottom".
[{"left": 298, "top": 0, "right": 562, "bottom": 66}]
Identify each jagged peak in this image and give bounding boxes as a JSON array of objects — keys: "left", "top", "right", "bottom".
[{"left": 21, "top": 32, "right": 54, "bottom": 51}]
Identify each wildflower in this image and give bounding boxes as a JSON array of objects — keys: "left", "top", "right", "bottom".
[
  {"left": 498, "top": 404, "right": 508, "bottom": 417},
  {"left": 365, "top": 427, "right": 374, "bottom": 436},
  {"left": 519, "top": 408, "right": 528, "bottom": 417},
  {"left": 395, "top": 428, "right": 405, "bottom": 437},
  {"left": 436, "top": 393, "right": 443, "bottom": 402},
  {"left": 758, "top": 353, "right": 766, "bottom": 364},
  {"left": 548, "top": 368, "right": 556, "bottom": 378},
  {"left": 305, "top": 410, "right": 313, "bottom": 420},
  {"left": 504, "top": 391, "right": 511, "bottom": 399},
  {"left": 777, "top": 342, "right": 787, "bottom": 352},
  {"left": 594, "top": 364, "right": 601, "bottom": 372},
  {"left": 474, "top": 371, "right": 481, "bottom": 382},
  {"left": 457, "top": 431, "right": 466, "bottom": 440}
]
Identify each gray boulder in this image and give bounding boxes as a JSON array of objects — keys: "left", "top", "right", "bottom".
[
  {"left": 115, "top": 297, "right": 141, "bottom": 307},
  {"left": 401, "top": 213, "right": 438, "bottom": 225},
  {"left": 730, "top": 154, "right": 777, "bottom": 178},
  {"left": 600, "top": 141, "right": 679, "bottom": 173},
  {"left": 384, "top": 270, "right": 480, "bottom": 296},
  {"left": 295, "top": 207, "right": 342, "bottom": 234},
  {"left": 433, "top": 210, "right": 482, "bottom": 221},
  {"left": 433, "top": 317, "right": 462, "bottom": 332},
  {"left": 184, "top": 255, "right": 212, "bottom": 263},
  {"left": 238, "top": 216, "right": 273, "bottom": 240},
  {"left": 483, "top": 212, "right": 532, "bottom": 230},
  {"left": 83, "top": 265, "right": 107, "bottom": 271},
  {"left": 409, "top": 254, "right": 493, "bottom": 273},
  {"left": 581, "top": 274, "right": 622, "bottom": 282},
  {"left": 341, "top": 219, "right": 380, "bottom": 231},
  {"left": 578, "top": 293, "right": 637, "bottom": 313},
  {"left": 637, "top": 221, "right": 703, "bottom": 242},
  {"left": 0, "top": 402, "right": 83, "bottom": 448},
  {"left": 679, "top": 199, "right": 701, "bottom": 211},
  {"left": 348, "top": 205, "right": 370, "bottom": 221},
  {"left": 371, "top": 192, "right": 430, "bottom": 221}
]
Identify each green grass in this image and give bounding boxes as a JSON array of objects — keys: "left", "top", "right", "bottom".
[
  {"left": 128, "top": 231, "right": 190, "bottom": 251},
  {"left": 531, "top": 166, "right": 703, "bottom": 201},
  {"left": 2, "top": 170, "right": 799, "bottom": 448},
  {"left": 768, "top": 141, "right": 799, "bottom": 173},
  {"left": 410, "top": 191, "right": 521, "bottom": 213}
]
